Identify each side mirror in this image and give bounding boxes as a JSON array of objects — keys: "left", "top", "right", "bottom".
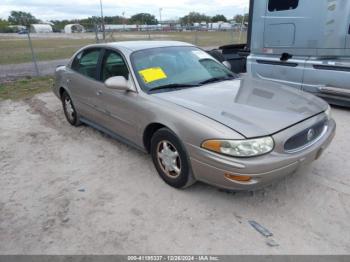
[
  {"left": 105, "top": 76, "right": 130, "bottom": 91},
  {"left": 222, "top": 61, "right": 232, "bottom": 70}
]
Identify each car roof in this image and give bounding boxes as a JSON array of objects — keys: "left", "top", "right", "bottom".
[{"left": 104, "top": 41, "right": 195, "bottom": 51}]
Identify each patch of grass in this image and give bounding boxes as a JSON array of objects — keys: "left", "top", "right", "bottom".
[
  {"left": 0, "top": 38, "right": 94, "bottom": 64},
  {"left": 107, "top": 31, "right": 247, "bottom": 47},
  {"left": 0, "top": 76, "right": 52, "bottom": 100}
]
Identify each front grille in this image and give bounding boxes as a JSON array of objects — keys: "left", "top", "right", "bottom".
[{"left": 284, "top": 120, "right": 327, "bottom": 152}]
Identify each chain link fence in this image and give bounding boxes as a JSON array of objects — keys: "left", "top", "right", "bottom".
[{"left": 0, "top": 29, "right": 247, "bottom": 79}]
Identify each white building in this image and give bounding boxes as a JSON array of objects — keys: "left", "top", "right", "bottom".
[
  {"left": 30, "top": 24, "right": 53, "bottom": 33},
  {"left": 220, "top": 22, "right": 232, "bottom": 30},
  {"left": 105, "top": 24, "right": 125, "bottom": 31},
  {"left": 208, "top": 21, "right": 233, "bottom": 31},
  {"left": 64, "top": 24, "right": 85, "bottom": 33}
]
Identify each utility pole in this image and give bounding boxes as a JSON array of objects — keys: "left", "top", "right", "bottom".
[
  {"left": 92, "top": 16, "right": 99, "bottom": 43},
  {"left": 99, "top": 0, "right": 106, "bottom": 41},
  {"left": 159, "top": 8, "right": 163, "bottom": 31},
  {"left": 159, "top": 8, "right": 163, "bottom": 24},
  {"left": 122, "top": 11, "right": 126, "bottom": 31}
]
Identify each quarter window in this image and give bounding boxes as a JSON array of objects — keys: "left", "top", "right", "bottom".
[
  {"left": 71, "top": 49, "right": 100, "bottom": 80},
  {"left": 101, "top": 51, "right": 129, "bottom": 82},
  {"left": 268, "top": 0, "right": 299, "bottom": 12}
]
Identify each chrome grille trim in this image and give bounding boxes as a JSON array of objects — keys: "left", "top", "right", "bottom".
[{"left": 284, "top": 125, "right": 328, "bottom": 154}]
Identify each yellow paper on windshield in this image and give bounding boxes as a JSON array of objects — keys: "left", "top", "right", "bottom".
[{"left": 139, "top": 67, "right": 167, "bottom": 83}]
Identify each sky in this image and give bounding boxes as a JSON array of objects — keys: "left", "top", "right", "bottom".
[{"left": 0, "top": 0, "right": 249, "bottom": 21}]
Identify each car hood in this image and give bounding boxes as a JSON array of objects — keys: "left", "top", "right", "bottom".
[{"left": 153, "top": 77, "right": 328, "bottom": 138}]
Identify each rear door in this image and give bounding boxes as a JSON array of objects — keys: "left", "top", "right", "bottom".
[{"left": 68, "top": 48, "right": 103, "bottom": 120}]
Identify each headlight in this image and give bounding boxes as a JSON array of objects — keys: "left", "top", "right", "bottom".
[
  {"left": 325, "top": 105, "right": 331, "bottom": 120},
  {"left": 201, "top": 137, "right": 274, "bottom": 157}
]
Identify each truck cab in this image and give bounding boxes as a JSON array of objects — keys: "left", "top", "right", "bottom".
[{"left": 218, "top": 0, "right": 350, "bottom": 107}]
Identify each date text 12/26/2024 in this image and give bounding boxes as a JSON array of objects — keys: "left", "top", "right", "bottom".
[{"left": 127, "top": 256, "right": 220, "bottom": 261}]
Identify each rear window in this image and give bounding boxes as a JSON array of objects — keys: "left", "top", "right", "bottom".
[{"left": 268, "top": 0, "right": 299, "bottom": 12}]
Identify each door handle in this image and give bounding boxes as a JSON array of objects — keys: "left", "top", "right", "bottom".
[{"left": 96, "top": 90, "right": 103, "bottom": 96}]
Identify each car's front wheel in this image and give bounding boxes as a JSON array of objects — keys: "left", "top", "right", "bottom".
[
  {"left": 151, "top": 128, "right": 195, "bottom": 189},
  {"left": 61, "top": 91, "right": 80, "bottom": 126}
]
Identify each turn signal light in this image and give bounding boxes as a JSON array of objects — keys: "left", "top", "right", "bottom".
[
  {"left": 224, "top": 173, "right": 252, "bottom": 182},
  {"left": 202, "top": 140, "right": 221, "bottom": 152}
]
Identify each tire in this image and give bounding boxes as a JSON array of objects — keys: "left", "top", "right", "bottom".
[
  {"left": 61, "top": 91, "right": 80, "bottom": 126},
  {"left": 151, "top": 128, "right": 196, "bottom": 189}
]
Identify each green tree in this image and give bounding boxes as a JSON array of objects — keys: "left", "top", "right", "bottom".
[
  {"left": 0, "top": 18, "right": 8, "bottom": 26},
  {"left": 180, "top": 12, "right": 211, "bottom": 25},
  {"left": 8, "top": 11, "right": 39, "bottom": 26},
  {"left": 0, "top": 18, "right": 14, "bottom": 33},
  {"left": 129, "top": 13, "right": 157, "bottom": 25},
  {"left": 211, "top": 14, "right": 227, "bottom": 23},
  {"left": 233, "top": 13, "right": 249, "bottom": 23},
  {"left": 104, "top": 16, "right": 127, "bottom": 24},
  {"left": 51, "top": 19, "right": 71, "bottom": 32},
  {"left": 79, "top": 17, "right": 99, "bottom": 30}
]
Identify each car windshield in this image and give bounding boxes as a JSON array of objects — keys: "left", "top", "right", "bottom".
[{"left": 130, "top": 46, "right": 235, "bottom": 92}]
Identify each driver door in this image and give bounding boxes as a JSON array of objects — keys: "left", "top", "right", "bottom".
[{"left": 94, "top": 49, "right": 140, "bottom": 142}]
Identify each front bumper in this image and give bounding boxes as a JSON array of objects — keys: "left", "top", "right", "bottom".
[{"left": 187, "top": 116, "right": 336, "bottom": 190}]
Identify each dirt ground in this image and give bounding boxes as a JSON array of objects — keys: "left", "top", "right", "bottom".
[{"left": 0, "top": 92, "right": 350, "bottom": 254}]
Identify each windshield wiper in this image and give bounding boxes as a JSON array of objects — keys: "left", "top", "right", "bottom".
[
  {"left": 148, "top": 76, "right": 235, "bottom": 92},
  {"left": 198, "top": 76, "right": 235, "bottom": 85},
  {"left": 148, "top": 83, "right": 200, "bottom": 92}
]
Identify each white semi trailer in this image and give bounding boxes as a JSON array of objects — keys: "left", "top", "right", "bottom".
[{"left": 212, "top": 0, "right": 350, "bottom": 106}]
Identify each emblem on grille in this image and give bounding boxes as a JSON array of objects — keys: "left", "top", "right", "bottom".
[{"left": 307, "top": 128, "right": 315, "bottom": 141}]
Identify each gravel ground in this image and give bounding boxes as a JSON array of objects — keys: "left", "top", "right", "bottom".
[
  {"left": 0, "top": 92, "right": 350, "bottom": 254},
  {"left": 0, "top": 59, "right": 69, "bottom": 82}
]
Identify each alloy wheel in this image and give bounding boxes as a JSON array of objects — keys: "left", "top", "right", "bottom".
[
  {"left": 156, "top": 140, "right": 182, "bottom": 178},
  {"left": 64, "top": 96, "right": 75, "bottom": 122}
]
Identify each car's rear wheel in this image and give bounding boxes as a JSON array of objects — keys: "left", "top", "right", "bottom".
[
  {"left": 151, "top": 128, "right": 195, "bottom": 189},
  {"left": 61, "top": 91, "right": 80, "bottom": 126}
]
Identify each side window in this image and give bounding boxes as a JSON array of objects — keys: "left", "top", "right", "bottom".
[
  {"left": 71, "top": 51, "right": 82, "bottom": 71},
  {"left": 268, "top": 0, "right": 299, "bottom": 12},
  {"left": 101, "top": 50, "right": 129, "bottom": 82},
  {"left": 71, "top": 49, "right": 100, "bottom": 80}
]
